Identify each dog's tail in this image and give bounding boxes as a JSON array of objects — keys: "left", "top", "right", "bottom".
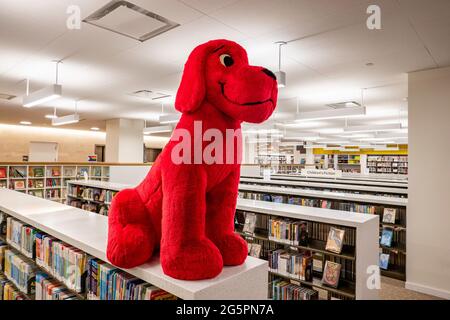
[{"left": 106, "top": 188, "right": 157, "bottom": 268}]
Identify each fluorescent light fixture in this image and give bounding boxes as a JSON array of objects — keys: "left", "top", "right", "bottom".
[
  {"left": 159, "top": 114, "right": 180, "bottom": 124},
  {"left": 295, "top": 106, "right": 366, "bottom": 122},
  {"left": 373, "top": 145, "right": 399, "bottom": 151},
  {"left": 23, "top": 84, "right": 62, "bottom": 108},
  {"left": 275, "top": 71, "right": 286, "bottom": 88},
  {"left": 336, "top": 133, "right": 375, "bottom": 138},
  {"left": 374, "top": 132, "right": 408, "bottom": 139},
  {"left": 143, "top": 125, "right": 173, "bottom": 135},
  {"left": 19, "top": 121, "right": 31, "bottom": 125},
  {"left": 244, "top": 128, "right": 280, "bottom": 134},
  {"left": 284, "top": 132, "right": 320, "bottom": 139},
  {"left": 52, "top": 114, "right": 80, "bottom": 126},
  {"left": 339, "top": 147, "right": 359, "bottom": 152},
  {"left": 304, "top": 144, "right": 327, "bottom": 149},
  {"left": 343, "top": 123, "right": 402, "bottom": 133},
  {"left": 90, "top": 127, "right": 100, "bottom": 131},
  {"left": 248, "top": 139, "right": 281, "bottom": 144},
  {"left": 45, "top": 114, "right": 58, "bottom": 119}
]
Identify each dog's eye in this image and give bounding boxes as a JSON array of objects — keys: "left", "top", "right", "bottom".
[{"left": 219, "top": 54, "right": 234, "bottom": 67}]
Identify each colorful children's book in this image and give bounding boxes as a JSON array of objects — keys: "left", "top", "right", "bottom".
[{"left": 380, "top": 228, "right": 394, "bottom": 247}]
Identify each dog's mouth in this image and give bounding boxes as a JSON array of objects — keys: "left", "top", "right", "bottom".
[{"left": 219, "top": 82, "right": 273, "bottom": 106}]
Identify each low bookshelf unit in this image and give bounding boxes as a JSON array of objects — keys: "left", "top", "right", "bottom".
[
  {"left": 0, "top": 188, "right": 267, "bottom": 300},
  {"left": 63, "top": 180, "right": 380, "bottom": 300},
  {"left": 238, "top": 183, "right": 407, "bottom": 281}
]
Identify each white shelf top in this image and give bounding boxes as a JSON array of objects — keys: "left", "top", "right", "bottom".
[
  {"left": 265, "top": 175, "right": 408, "bottom": 187},
  {"left": 64, "top": 180, "right": 380, "bottom": 227},
  {"left": 236, "top": 198, "right": 378, "bottom": 227},
  {"left": 0, "top": 188, "right": 267, "bottom": 300},
  {"left": 67, "top": 180, "right": 130, "bottom": 191},
  {"left": 238, "top": 183, "right": 407, "bottom": 206},
  {"left": 240, "top": 177, "right": 408, "bottom": 195}
]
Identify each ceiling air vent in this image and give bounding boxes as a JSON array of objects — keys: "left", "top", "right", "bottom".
[
  {"left": 0, "top": 93, "right": 16, "bottom": 100},
  {"left": 130, "top": 90, "right": 171, "bottom": 101},
  {"left": 83, "top": 0, "right": 179, "bottom": 42},
  {"left": 326, "top": 101, "right": 361, "bottom": 109}
]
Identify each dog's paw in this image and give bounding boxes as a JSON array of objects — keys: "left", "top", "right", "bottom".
[
  {"left": 210, "top": 233, "right": 248, "bottom": 266},
  {"left": 161, "top": 238, "right": 223, "bottom": 280}
]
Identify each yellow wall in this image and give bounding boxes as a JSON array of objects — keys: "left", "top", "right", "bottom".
[
  {"left": 313, "top": 144, "right": 408, "bottom": 155},
  {"left": 0, "top": 124, "right": 105, "bottom": 162}
]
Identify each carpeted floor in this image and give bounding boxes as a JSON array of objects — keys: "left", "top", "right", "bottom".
[{"left": 380, "top": 276, "right": 443, "bottom": 300}]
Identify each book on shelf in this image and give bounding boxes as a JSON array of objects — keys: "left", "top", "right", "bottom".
[
  {"left": 382, "top": 208, "right": 396, "bottom": 224},
  {"left": 46, "top": 178, "right": 61, "bottom": 187},
  {"left": 268, "top": 218, "right": 309, "bottom": 246},
  {"left": 0, "top": 180, "right": 7, "bottom": 188},
  {"left": 63, "top": 167, "right": 75, "bottom": 177},
  {"left": 29, "top": 190, "right": 44, "bottom": 198},
  {"left": 325, "top": 227, "right": 345, "bottom": 254},
  {"left": 0, "top": 273, "right": 28, "bottom": 300},
  {"left": 380, "top": 228, "right": 394, "bottom": 247},
  {"left": 269, "top": 249, "right": 312, "bottom": 281},
  {"left": 0, "top": 167, "right": 6, "bottom": 178},
  {"left": 243, "top": 212, "right": 257, "bottom": 235},
  {"left": 35, "top": 272, "right": 79, "bottom": 300},
  {"left": 312, "top": 252, "right": 324, "bottom": 273},
  {"left": 379, "top": 253, "right": 390, "bottom": 270},
  {"left": 51, "top": 168, "right": 61, "bottom": 177},
  {"left": 248, "top": 243, "right": 262, "bottom": 258},
  {"left": 4, "top": 249, "right": 37, "bottom": 295},
  {"left": 13, "top": 180, "right": 25, "bottom": 190},
  {"left": 271, "top": 278, "right": 318, "bottom": 300},
  {"left": 31, "top": 167, "right": 44, "bottom": 177},
  {"left": 87, "top": 258, "right": 176, "bottom": 300},
  {"left": 321, "top": 261, "right": 341, "bottom": 288},
  {"left": 10, "top": 167, "right": 26, "bottom": 178}
]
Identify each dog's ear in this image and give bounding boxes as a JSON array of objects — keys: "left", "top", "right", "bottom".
[{"left": 175, "top": 42, "right": 213, "bottom": 113}]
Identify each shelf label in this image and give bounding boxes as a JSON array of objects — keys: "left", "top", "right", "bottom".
[{"left": 301, "top": 169, "right": 343, "bottom": 178}]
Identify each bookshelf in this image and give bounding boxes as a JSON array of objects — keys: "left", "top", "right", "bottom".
[
  {"left": 0, "top": 163, "right": 110, "bottom": 204},
  {"left": 62, "top": 180, "right": 379, "bottom": 300},
  {"left": 237, "top": 183, "right": 407, "bottom": 281},
  {"left": 236, "top": 199, "right": 379, "bottom": 300},
  {"left": 248, "top": 173, "right": 408, "bottom": 188},
  {"left": 0, "top": 188, "right": 268, "bottom": 300},
  {"left": 367, "top": 155, "right": 408, "bottom": 175},
  {"left": 66, "top": 180, "right": 130, "bottom": 215},
  {"left": 336, "top": 155, "right": 361, "bottom": 173},
  {"left": 240, "top": 177, "right": 408, "bottom": 198}
]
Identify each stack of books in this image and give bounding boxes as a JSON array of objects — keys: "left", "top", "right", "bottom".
[
  {"left": 268, "top": 249, "right": 312, "bottom": 281},
  {"left": 87, "top": 258, "right": 177, "bottom": 300},
  {"left": 271, "top": 279, "right": 318, "bottom": 300},
  {"left": 3, "top": 249, "right": 37, "bottom": 295}
]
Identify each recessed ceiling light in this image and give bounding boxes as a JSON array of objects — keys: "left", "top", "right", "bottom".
[
  {"left": 295, "top": 106, "right": 366, "bottom": 122},
  {"left": 90, "top": 127, "right": 100, "bottom": 131},
  {"left": 20, "top": 121, "right": 31, "bottom": 125},
  {"left": 83, "top": 1, "right": 180, "bottom": 42},
  {"left": 45, "top": 114, "right": 57, "bottom": 119}
]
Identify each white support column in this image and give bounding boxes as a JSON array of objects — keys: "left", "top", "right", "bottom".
[
  {"left": 106, "top": 119, "right": 145, "bottom": 163},
  {"left": 360, "top": 154, "right": 368, "bottom": 174},
  {"left": 305, "top": 142, "right": 315, "bottom": 169}
]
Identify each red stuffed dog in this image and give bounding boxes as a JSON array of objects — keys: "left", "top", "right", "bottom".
[{"left": 107, "top": 39, "right": 277, "bottom": 280}]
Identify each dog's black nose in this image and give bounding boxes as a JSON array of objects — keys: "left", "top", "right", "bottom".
[{"left": 262, "top": 68, "right": 276, "bottom": 80}]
